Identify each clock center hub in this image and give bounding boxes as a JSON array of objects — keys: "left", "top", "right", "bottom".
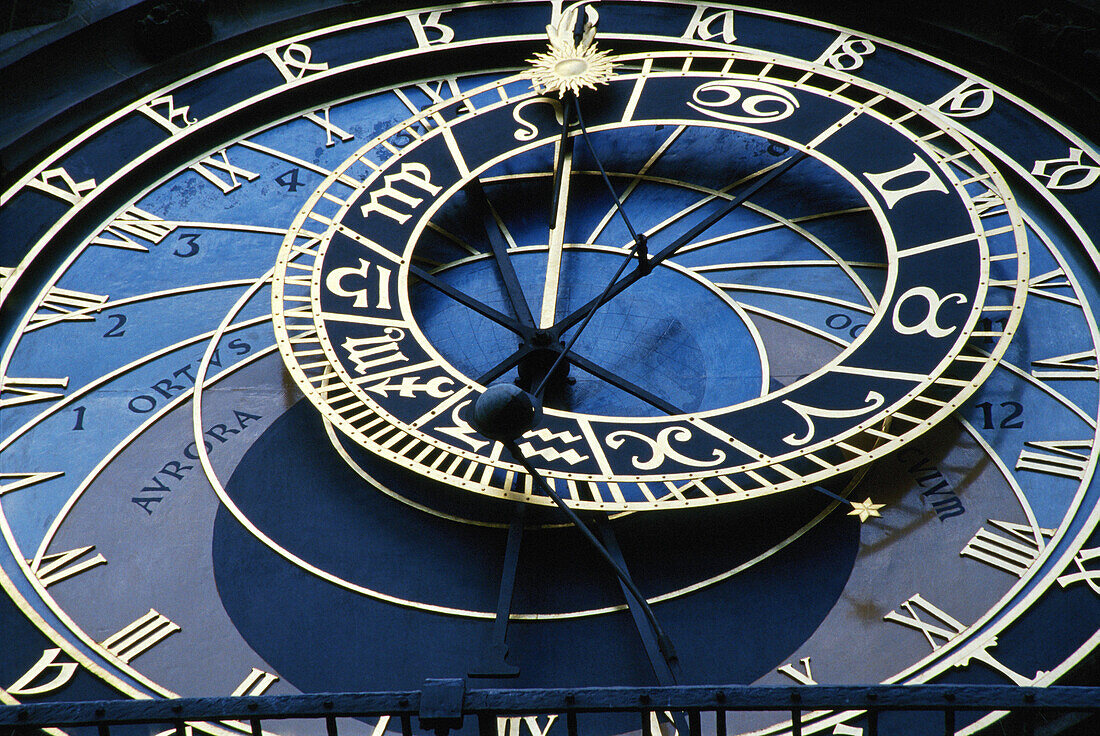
[{"left": 410, "top": 246, "right": 766, "bottom": 416}]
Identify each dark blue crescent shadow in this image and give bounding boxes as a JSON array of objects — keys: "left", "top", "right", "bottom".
[{"left": 212, "top": 399, "right": 860, "bottom": 693}]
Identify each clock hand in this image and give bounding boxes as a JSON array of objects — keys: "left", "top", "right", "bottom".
[
  {"left": 467, "top": 178, "right": 537, "bottom": 330},
  {"left": 550, "top": 149, "right": 810, "bottom": 335},
  {"left": 570, "top": 94, "right": 648, "bottom": 267},
  {"left": 475, "top": 343, "right": 538, "bottom": 386},
  {"left": 530, "top": 133, "right": 808, "bottom": 402},
  {"left": 564, "top": 350, "right": 685, "bottom": 414},
  {"left": 409, "top": 263, "right": 531, "bottom": 339},
  {"left": 506, "top": 441, "right": 681, "bottom": 682},
  {"left": 595, "top": 517, "right": 682, "bottom": 686},
  {"left": 539, "top": 93, "right": 576, "bottom": 329},
  {"left": 505, "top": 438, "right": 682, "bottom": 682},
  {"left": 469, "top": 503, "right": 525, "bottom": 678},
  {"left": 469, "top": 384, "right": 682, "bottom": 683}
]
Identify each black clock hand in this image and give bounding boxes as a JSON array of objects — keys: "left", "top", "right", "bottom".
[
  {"left": 571, "top": 94, "right": 648, "bottom": 266},
  {"left": 467, "top": 178, "right": 537, "bottom": 330},
  {"left": 475, "top": 343, "right": 537, "bottom": 386},
  {"left": 596, "top": 517, "right": 682, "bottom": 686},
  {"left": 469, "top": 503, "right": 525, "bottom": 678},
  {"left": 565, "top": 350, "right": 686, "bottom": 414},
  {"left": 530, "top": 144, "right": 808, "bottom": 402},
  {"left": 471, "top": 384, "right": 680, "bottom": 682},
  {"left": 502, "top": 438, "right": 681, "bottom": 683},
  {"left": 550, "top": 149, "right": 810, "bottom": 335},
  {"left": 409, "top": 263, "right": 530, "bottom": 339}
]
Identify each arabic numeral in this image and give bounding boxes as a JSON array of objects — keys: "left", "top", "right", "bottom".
[
  {"left": 275, "top": 168, "right": 303, "bottom": 192},
  {"left": 174, "top": 233, "right": 200, "bottom": 258},
  {"left": 976, "top": 401, "right": 1024, "bottom": 430},
  {"left": 72, "top": 406, "right": 86, "bottom": 430},
  {"left": 103, "top": 314, "right": 127, "bottom": 338}
]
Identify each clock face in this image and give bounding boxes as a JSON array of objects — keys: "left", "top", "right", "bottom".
[{"left": 1, "top": 3, "right": 1098, "bottom": 736}]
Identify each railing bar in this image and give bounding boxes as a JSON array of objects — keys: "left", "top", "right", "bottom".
[
  {"left": 567, "top": 711, "right": 578, "bottom": 736},
  {"left": 175, "top": 719, "right": 186, "bottom": 736},
  {"left": 715, "top": 709, "right": 726, "bottom": 736},
  {"left": 642, "top": 710, "right": 653, "bottom": 736},
  {"left": 250, "top": 717, "right": 262, "bottom": 736},
  {"left": 326, "top": 715, "right": 339, "bottom": 736},
  {"left": 401, "top": 713, "right": 413, "bottom": 736},
  {"left": 1024, "top": 709, "right": 1035, "bottom": 736},
  {"left": 867, "top": 709, "right": 878, "bottom": 736},
  {"left": 944, "top": 708, "right": 955, "bottom": 736},
  {"left": 790, "top": 709, "right": 801, "bottom": 736},
  {"left": 687, "top": 710, "right": 700, "bottom": 736},
  {"left": 98, "top": 724, "right": 110, "bottom": 736}
]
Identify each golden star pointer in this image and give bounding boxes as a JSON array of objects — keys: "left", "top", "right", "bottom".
[{"left": 848, "top": 497, "right": 885, "bottom": 523}]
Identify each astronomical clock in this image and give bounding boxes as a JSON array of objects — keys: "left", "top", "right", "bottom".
[{"left": 1, "top": 2, "right": 1098, "bottom": 735}]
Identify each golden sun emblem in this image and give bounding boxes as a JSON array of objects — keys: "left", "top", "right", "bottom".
[{"left": 524, "top": 2, "right": 615, "bottom": 96}]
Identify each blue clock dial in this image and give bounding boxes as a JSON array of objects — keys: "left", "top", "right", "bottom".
[{"left": 1, "top": 4, "right": 1098, "bottom": 736}]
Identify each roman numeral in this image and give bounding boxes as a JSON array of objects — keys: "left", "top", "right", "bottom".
[
  {"left": 776, "top": 656, "right": 816, "bottom": 684},
  {"left": 33, "top": 545, "right": 108, "bottom": 587},
  {"left": 497, "top": 716, "right": 558, "bottom": 736},
  {"left": 190, "top": 149, "right": 259, "bottom": 194},
  {"left": 28, "top": 286, "right": 109, "bottom": 325},
  {"left": 960, "top": 520, "right": 1054, "bottom": 577},
  {"left": 883, "top": 593, "right": 964, "bottom": 650},
  {"left": 90, "top": 206, "right": 176, "bottom": 251},
  {"left": 0, "top": 471, "right": 64, "bottom": 496},
  {"left": 1015, "top": 439, "right": 1093, "bottom": 480},
  {"left": 1030, "top": 350, "right": 1098, "bottom": 381},
  {"left": 884, "top": 594, "right": 1041, "bottom": 684},
  {"left": 101, "top": 609, "right": 180, "bottom": 662},
  {"left": 1025, "top": 268, "right": 1080, "bottom": 306},
  {"left": 231, "top": 667, "right": 279, "bottom": 696},
  {"left": 301, "top": 107, "right": 354, "bottom": 147},
  {"left": 0, "top": 376, "right": 69, "bottom": 408}
]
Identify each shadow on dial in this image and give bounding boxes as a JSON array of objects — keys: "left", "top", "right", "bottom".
[{"left": 212, "top": 399, "right": 861, "bottom": 693}]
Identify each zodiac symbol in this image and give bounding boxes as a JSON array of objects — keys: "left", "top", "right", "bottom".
[
  {"left": 606, "top": 426, "right": 725, "bottom": 471},
  {"left": 782, "top": 391, "right": 885, "bottom": 446}
]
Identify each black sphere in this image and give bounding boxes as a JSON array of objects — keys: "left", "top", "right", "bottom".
[{"left": 471, "top": 384, "right": 543, "bottom": 442}]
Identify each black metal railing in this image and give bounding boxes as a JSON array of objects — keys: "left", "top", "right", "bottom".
[{"left": 2, "top": 683, "right": 1098, "bottom": 736}]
